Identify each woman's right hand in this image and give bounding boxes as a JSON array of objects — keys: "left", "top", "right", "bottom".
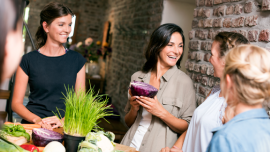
[
  {"left": 129, "top": 89, "right": 140, "bottom": 112},
  {"left": 33, "top": 118, "right": 53, "bottom": 130}
]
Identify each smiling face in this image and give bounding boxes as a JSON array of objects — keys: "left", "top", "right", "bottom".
[
  {"left": 209, "top": 41, "right": 225, "bottom": 78},
  {"left": 43, "top": 14, "right": 72, "bottom": 44},
  {"left": 158, "top": 32, "right": 183, "bottom": 68}
]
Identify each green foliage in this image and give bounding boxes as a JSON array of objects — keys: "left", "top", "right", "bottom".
[
  {"left": 2, "top": 124, "right": 30, "bottom": 141},
  {"left": 55, "top": 86, "right": 114, "bottom": 137}
]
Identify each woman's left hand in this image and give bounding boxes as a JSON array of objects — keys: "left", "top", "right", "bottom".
[
  {"left": 137, "top": 96, "right": 167, "bottom": 118},
  {"left": 42, "top": 116, "right": 63, "bottom": 129}
]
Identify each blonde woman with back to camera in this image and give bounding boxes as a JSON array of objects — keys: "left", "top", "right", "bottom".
[{"left": 207, "top": 45, "right": 270, "bottom": 152}]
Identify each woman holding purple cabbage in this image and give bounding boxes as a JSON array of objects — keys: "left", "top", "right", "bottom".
[
  {"left": 120, "top": 23, "right": 196, "bottom": 152},
  {"left": 161, "top": 32, "right": 249, "bottom": 152}
]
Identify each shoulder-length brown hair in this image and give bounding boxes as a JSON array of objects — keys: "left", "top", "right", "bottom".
[{"left": 142, "top": 23, "right": 185, "bottom": 73}]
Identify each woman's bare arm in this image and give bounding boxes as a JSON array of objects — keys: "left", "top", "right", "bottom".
[
  {"left": 12, "top": 67, "right": 41, "bottom": 123},
  {"left": 173, "top": 130, "right": 187, "bottom": 149},
  {"left": 75, "top": 65, "right": 85, "bottom": 92}
]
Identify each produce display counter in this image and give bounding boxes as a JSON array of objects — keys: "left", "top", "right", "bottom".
[{"left": 4, "top": 122, "right": 138, "bottom": 152}]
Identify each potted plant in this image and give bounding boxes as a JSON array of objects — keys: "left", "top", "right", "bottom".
[{"left": 55, "top": 87, "right": 114, "bottom": 152}]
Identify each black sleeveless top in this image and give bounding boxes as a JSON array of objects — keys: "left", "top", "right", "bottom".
[{"left": 19, "top": 50, "right": 86, "bottom": 123}]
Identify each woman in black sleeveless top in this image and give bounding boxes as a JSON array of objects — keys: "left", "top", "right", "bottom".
[{"left": 12, "top": 2, "right": 86, "bottom": 130}]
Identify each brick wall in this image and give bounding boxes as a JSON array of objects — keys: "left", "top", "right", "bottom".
[
  {"left": 25, "top": 0, "right": 106, "bottom": 51},
  {"left": 186, "top": 0, "right": 270, "bottom": 106},
  {"left": 103, "top": 0, "right": 163, "bottom": 120}
]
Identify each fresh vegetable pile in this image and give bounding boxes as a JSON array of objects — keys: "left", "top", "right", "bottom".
[
  {"left": 20, "top": 144, "right": 39, "bottom": 152},
  {"left": 1, "top": 124, "right": 30, "bottom": 141},
  {"left": 130, "top": 81, "right": 158, "bottom": 98},
  {"left": 32, "top": 128, "right": 63, "bottom": 147},
  {"left": 43, "top": 141, "right": 65, "bottom": 152},
  {"left": 78, "top": 131, "right": 123, "bottom": 152},
  {"left": 0, "top": 136, "right": 29, "bottom": 152}
]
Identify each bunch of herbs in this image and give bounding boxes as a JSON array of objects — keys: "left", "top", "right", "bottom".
[{"left": 55, "top": 87, "right": 113, "bottom": 137}]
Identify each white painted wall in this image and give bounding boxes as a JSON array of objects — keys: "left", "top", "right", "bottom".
[{"left": 161, "top": 0, "right": 196, "bottom": 73}]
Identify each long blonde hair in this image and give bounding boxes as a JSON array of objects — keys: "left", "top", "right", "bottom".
[{"left": 221, "top": 45, "right": 270, "bottom": 110}]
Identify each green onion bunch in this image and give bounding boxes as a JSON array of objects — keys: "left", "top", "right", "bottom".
[{"left": 55, "top": 86, "right": 114, "bottom": 137}]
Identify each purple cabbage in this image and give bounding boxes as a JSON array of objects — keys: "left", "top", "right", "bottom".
[
  {"left": 130, "top": 81, "right": 158, "bottom": 98},
  {"left": 32, "top": 128, "right": 64, "bottom": 147}
]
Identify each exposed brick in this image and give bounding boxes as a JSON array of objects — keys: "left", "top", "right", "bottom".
[
  {"left": 198, "top": 8, "right": 204, "bottom": 17},
  {"left": 222, "top": 0, "right": 230, "bottom": 2},
  {"left": 185, "top": 61, "right": 189, "bottom": 69},
  {"left": 208, "top": 77, "right": 215, "bottom": 87},
  {"left": 203, "top": 9, "right": 211, "bottom": 18},
  {"left": 188, "top": 52, "right": 191, "bottom": 59},
  {"left": 208, "top": 42, "right": 212, "bottom": 50},
  {"left": 199, "top": 96, "right": 206, "bottom": 106},
  {"left": 191, "top": 51, "right": 197, "bottom": 60},
  {"left": 194, "top": 9, "right": 198, "bottom": 17},
  {"left": 189, "top": 41, "right": 200, "bottom": 50},
  {"left": 192, "top": 20, "right": 199, "bottom": 28},
  {"left": 199, "top": 20, "right": 205, "bottom": 28},
  {"left": 196, "top": 52, "right": 205, "bottom": 61},
  {"left": 239, "top": 30, "right": 248, "bottom": 38},
  {"left": 215, "top": 80, "right": 220, "bottom": 86},
  {"left": 201, "top": 42, "right": 209, "bottom": 50},
  {"left": 204, "top": 53, "right": 211, "bottom": 61},
  {"left": 194, "top": 64, "right": 201, "bottom": 73},
  {"left": 207, "top": 65, "right": 214, "bottom": 76},
  {"left": 245, "top": 15, "right": 258, "bottom": 27},
  {"left": 259, "top": 30, "right": 270, "bottom": 42},
  {"left": 231, "top": 0, "right": 241, "bottom": 1},
  {"left": 199, "top": 30, "right": 208, "bottom": 40},
  {"left": 199, "top": 86, "right": 211, "bottom": 97},
  {"left": 234, "top": 4, "right": 243, "bottom": 15},
  {"left": 201, "top": 76, "right": 209, "bottom": 86},
  {"left": 196, "top": 95, "right": 202, "bottom": 106},
  {"left": 195, "top": 30, "right": 200, "bottom": 38},
  {"left": 197, "top": 0, "right": 205, "bottom": 6},
  {"left": 213, "top": 18, "right": 223, "bottom": 28},
  {"left": 262, "top": 0, "right": 270, "bottom": 11},
  {"left": 223, "top": 18, "right": 232, "bottom": 28},
  {"left": 208, "top": 29, "right": 215, "bottom": 40},
  {"left": 232, "top": 17, "right": 245, "bottom": 28},
  {"left": 189, "top": 30, "right": 195, "bottom": 40},
  {"left": 214, "top": 0, "right": 223, "bottom": 5},
  {"left": 188, "top": 62, "right": 195, "bottom": 71},
  {"left": 204, "top": 19, "right": 213, "bottom": 28},
  {"left": 244, "top": 2, "right": 253, "bottom": 13},
  {"left": 191, "top": 73, "right": 196, "bottom": 80},
  {"left": 217, "top": 5, "right": 226, "bottom": 17},
  {"left": 248, "top": 30, "right": 259, "bottom": 42},
  {"left": 186, "top": 71, "right": 190, "bottom": 77},
  {"left": 201, "top": 65, "right": 208, "bottom": 74},
  {"left": 213, "top": 8, "right": 218, "bottom": 16},
  {"left": 226, "top": 5, "right": 234, "bottom": 15},
  {"left": 194, "top": 83, "right": 199, "bottom": 90},
  {"left": 205, "top": 0, "right": 213, "bottom": 7},
  {"left": 196, "top": 74, "right": 202, "bottom": 83}
]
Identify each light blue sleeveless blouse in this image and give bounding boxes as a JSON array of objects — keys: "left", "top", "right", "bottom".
[{"left": 182, "top": 90, "right": 226, "bottom": 152}]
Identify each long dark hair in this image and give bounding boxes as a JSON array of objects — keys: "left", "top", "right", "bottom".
[
  {"left": 0, "top": 0, "right": 23, "bottom": 82},
  {"left": 142, "top": 23, "right": 185, "bottom": 73},
  {"left": 214, "top": 32, "right": 249, "bottom": 57},
  {"left": 36, "top": 2, "right": 74, "bottom": 49}
]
